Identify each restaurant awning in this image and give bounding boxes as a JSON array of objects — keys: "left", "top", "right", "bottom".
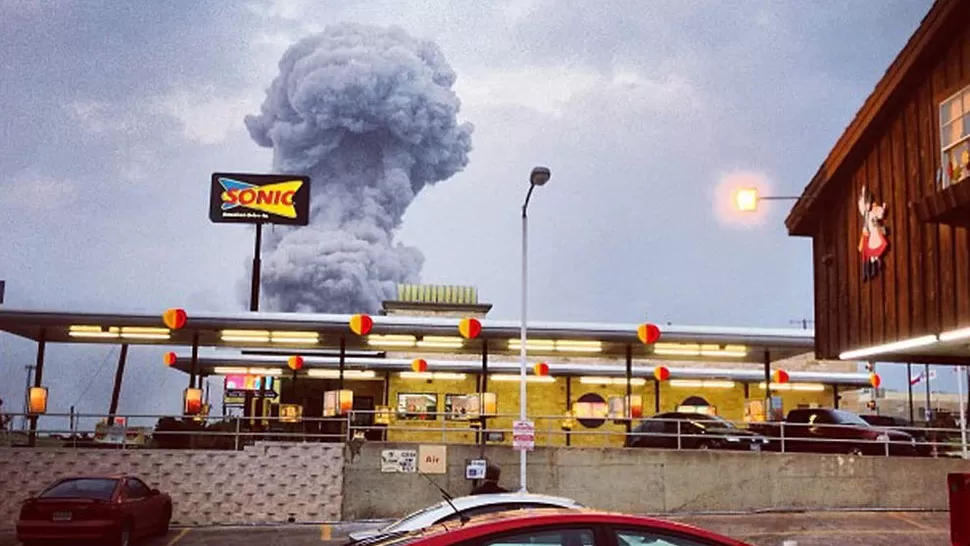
[{"left": 0, "top": 308, "right": 814, "bottom": 364}]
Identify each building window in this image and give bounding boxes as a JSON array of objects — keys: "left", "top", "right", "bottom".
[
  {"left": 396, "top": 393, "right": 438, "bottom": 420},
  {"left": 941, "top": 84, "right": 970, "bottom": 188}
]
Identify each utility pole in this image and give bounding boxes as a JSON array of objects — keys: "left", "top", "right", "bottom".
[{"left": 789, "top": 318, "right": 814, "bottom": 330}]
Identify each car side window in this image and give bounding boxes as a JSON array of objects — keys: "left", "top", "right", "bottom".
[
  {"left": 615, "top": 528, "right": 712, "bottom": 546},
  {"left": 124, "top": 479, "right": 152, "bottom": 499},
  {"left": 481, "top": 527, "right": 596, "bottom": 546},
  {"left": 640, "top": 421, "right": 663, "bottom": 434}
]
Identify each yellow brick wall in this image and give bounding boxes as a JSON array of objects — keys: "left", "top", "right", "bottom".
[
  {"left": 385, "top": 375, "right": 837, "bottom": 447},
  {"left": 386, "top": 374, "right": 480, "bottom": 444}
]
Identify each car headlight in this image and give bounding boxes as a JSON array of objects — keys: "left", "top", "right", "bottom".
[
  {"left": 726, "top": 436, "right": 740, "bottom": 442},
  {"left": 875, "top": 434, "right": 890, "bottom": 442}
]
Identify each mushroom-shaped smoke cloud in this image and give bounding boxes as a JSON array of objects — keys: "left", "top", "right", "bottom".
[{"left": 244, "top": 24, "right": 474, "bottom": 313}]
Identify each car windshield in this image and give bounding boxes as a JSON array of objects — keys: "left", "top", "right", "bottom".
[
  {"left": 830, "top": 410, "right": 871, "bottom": 426},
  {"left": 380, "top": 500, "right": 448, "bottom": 532},
  {"left": 688, "top": 415, "right": 736, "bottom": 429},
  {"left": 39, "top": 478, "right": 118, "bottom": 501}
]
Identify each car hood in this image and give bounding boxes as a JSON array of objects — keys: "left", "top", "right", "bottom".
[
  {"left": 347, "top": 530, "right": 379, "bottom": 542},
  {"left": 880, "top": 428, "right": 915, "bottom": 439}
]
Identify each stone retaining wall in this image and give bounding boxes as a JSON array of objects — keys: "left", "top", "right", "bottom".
[{"left": 0, "top": 442, "right": 344, "bottom": 529}]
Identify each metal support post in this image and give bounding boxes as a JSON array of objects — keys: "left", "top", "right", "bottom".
[
  {"left": 107, "top": 344, "right": 129, "bottom": 422},
  {"left": 625, "top": 344, "right": 633, "bottom": 433},
  {"left": 250, "top": 223, "right": 263, "bottom": 312},
  {"left": 27, "top": 329, "right": 46, "bottom": 447},
  {"left": 763, "top": 350, "right": 772, "bottom": 419}
]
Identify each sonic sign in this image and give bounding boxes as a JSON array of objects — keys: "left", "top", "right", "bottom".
[{"left": 209, "top": 172, "right": 310, "bottom": 225}]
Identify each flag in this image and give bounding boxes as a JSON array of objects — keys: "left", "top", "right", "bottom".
[{"left": 910, "top": 369, "right": 937, "bottom": 385}]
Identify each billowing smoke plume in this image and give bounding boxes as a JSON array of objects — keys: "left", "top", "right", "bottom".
[{"left": 243, "top": 24, "right": 473, "bottom": 314}]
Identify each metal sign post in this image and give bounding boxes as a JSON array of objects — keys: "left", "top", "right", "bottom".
[{"left": 208, "top": 172, "right": 311, "bottom": 312}]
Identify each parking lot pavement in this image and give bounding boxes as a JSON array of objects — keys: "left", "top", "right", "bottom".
[
  {"left": 670, "top": 511, "right": 950, "bottom": 546},
  {"left": 0, "top": 511, "right": 951, "bottom": 546}
]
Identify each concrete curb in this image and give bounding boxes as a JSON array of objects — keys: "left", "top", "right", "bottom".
[{"left": 171, "top": 519, "right": 394, "bottom": 536}]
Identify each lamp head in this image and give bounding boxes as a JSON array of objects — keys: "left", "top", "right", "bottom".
[
  {"left": 734, "top": 187, "right": 759, "bottom": 212},
  {"left": 530, "top": 166, "right": 551, "bottom": 186}
]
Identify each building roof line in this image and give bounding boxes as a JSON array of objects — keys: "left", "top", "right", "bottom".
[
  {"left": 785, "top": 0, "right": 957, "bottom": 235},
  {"left": 174, "top": 353, "right": 872, "bottom": 386},
  {"left": 0, "top": 308, "right": 814, "bottom": 343}
]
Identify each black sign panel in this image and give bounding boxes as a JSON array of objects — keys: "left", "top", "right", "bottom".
[{"left": 209, "top": 172, "right": 310, "bottom": 225}]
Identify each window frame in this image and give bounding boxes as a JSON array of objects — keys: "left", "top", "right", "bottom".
[
  {"left": 123, "top": 477, "right": 153, "bottom": 499},
  {"left": 605, "top": 524, "right": 731, "bottom": 546},
  {"left": 455, "top": 523, "right": 606, "bottom": 546},
  {"left": 939, "top": 83, "right": 970, "bottom": 189}
]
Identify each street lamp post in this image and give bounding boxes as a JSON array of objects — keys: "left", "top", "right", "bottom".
[
  {"left": 519, "top": 166, "right": 550, "bottom": 493},
  {"left": 733, "top": 188, "right": 799, "bottom": 212}
]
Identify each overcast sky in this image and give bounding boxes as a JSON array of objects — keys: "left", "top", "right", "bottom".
[{"left": 0, "top": 0, "right": 955, "bottom": 419}]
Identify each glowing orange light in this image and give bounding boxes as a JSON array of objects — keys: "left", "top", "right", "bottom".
[
  {"left": 349, "top": 314, "right": 373, "bottom": 336},
  {"left": 628, "top": 395, "right": 643, "bottom": 419},
  {"left": 163, "top": 352, "right": 177, "bottom": 366},
  {"left": 869, "top": 373, "right": 881, "bottom": 388},
  {"left": 533, "top": 362, "right": 550, "bottom": 376},
  {"left": 183, "top": 388, "right": 203, "bottom": 415},
  {"left": 162, "top": 308, "right": 187, "bottom": 330},
  {"left": 772, "top": 370, "right": 790, "bottom": 384},
  {"left": 28, "top": 387, "right": 48, "bottom": 415},
  {"left": 637, "top": 323, "right": 661, "bottom": 345},
  {"left": 653, "top": 366, "right": 670, "bottom": 381},
  {"left": 288, "top": 355, "right": 304, "bottom": 371},
  {"left": 458, "top": 317, "right": 482, "bottom": 339},
  {"left": 411, "top": 358, "right": 428, "bottom": 373}
]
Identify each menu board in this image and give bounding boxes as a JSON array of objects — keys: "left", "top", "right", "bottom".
[
  {"left": 224, "top": 375, "right": 276, "bottom": 406},
  {"left": 397, "top": 393, "right": 438, "bottom": 420},
  {"left": 445, "top": 394, "right": 476, "bottom": 420},
  {"left": 323, "top": 391, "right": 337, "bottom": 417}
]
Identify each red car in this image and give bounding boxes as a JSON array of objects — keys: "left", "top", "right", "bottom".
[
  {"left": 363, "top": 509, "right": 752, "bottom": 546},
  {"left": 16, "top": 474, "right": 173, "bottom": 546}
]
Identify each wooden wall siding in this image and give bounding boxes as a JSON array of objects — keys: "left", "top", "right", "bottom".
[{"left": 812, "top": 22, "right": 970, "bottom": 361}]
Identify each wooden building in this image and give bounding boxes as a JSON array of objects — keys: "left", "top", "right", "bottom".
[{"left": 786, "top": 0, "right": 970, "bottom": 364}]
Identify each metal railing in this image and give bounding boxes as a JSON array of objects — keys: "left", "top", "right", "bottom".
[{"left": 0, "top": 411, "right": 965, "bottom": 458}]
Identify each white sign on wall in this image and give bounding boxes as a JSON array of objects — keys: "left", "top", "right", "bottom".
[
  {"left": 512, "top": 420, "right": 535, "bottom": 452},
  {"left": 380, "top": 449, "right": 417, "bottom": 473}
]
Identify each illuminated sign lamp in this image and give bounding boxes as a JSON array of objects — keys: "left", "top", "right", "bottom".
[
  {"left": 287, "top": 355, "right": 304, "bottom": 371},
  {"left": 637, "top": 323, "right": 661, "bottom": 345},
  {"left": 183, "top": 388, "right": 203, "bottom": 415},
  {"left": 458, "top": 317, "right": 482, "bottom": 339},
  {"left": 627, "top": 394, "right": 643, "bottom": 419},
  {"left": 28, "top": 387, "right": 48, "bottom": 415},
  {"left": 349, "top": 314, "right": 373, "bottom": 336},
  {"left": 411, "top": 358, "right": 428, "bottom": 373},
  {"left": 869, "top": 373, "right": 882, "bottom": 389},
  {"left": 533, "top": 362, "right": 550, "bottom": 376},
  {"left": 771, "top": 370, "right": 790, "bottom": 384},
  {"left": 163, "top": 352, "right": 177, "bottom": 366},
  {"left": 653, "top": 366, "right": 670, "bottom": 381},
  {"left": 337, "top": 390, "right": 354, "bottom": 415},
  {"left": 162, "top": 308, "right": 187, "bottom": 330}
]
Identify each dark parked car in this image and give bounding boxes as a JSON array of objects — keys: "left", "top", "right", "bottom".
[
  {"left": 625, "top": 412, "right": 770, "bottom": 451},
  {"left": 16, "top": 475, "right": 172, "bottom": 546},
  {"left": 860, "top": 414, "right": 933, "bottom": 456},
  {"left": 749, "top": 408, "right": 918, "bottom": 456}
]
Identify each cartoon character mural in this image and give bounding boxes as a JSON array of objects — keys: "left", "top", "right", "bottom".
[{"left": 857, "top": 185, "right": 890, "bottom": 281}]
